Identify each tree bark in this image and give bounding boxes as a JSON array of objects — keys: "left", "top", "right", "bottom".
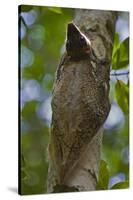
[{"left": 47, "top": 9, "right": 117, "bottom": 193}]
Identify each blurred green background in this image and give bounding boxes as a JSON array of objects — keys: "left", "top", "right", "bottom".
[{"left": 19, "top": 5, "right": 129, "bottom": 194}]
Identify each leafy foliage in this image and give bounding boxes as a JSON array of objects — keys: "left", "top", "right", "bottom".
[
  {"left": 111, "top": 181, "right": 129, "bottom": 189},
  {"left": 19, "top": 5, "right": 74, "bottom": 195},
  {"left": 115, "top": 80, "right": 129, "bottom": 114},
  {"left": 97, "top": 160, "right": 110, "bottom": 190},
  {"left": 112, "top": 34, "right": 129, "bottom": 69},
  {"left": 98, "top": 24, "right": 129, "bottom": 191},
  {"left": 19, "top": 5, "right": 129, "bottom": 194},
  {"left": 97, "top": 159, "right": 129, "bottom": 190}
]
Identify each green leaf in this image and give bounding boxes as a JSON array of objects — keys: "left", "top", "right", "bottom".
[
  {"left": 111, "top": 181, "right": 129, "bottom": 189},
  {"left": 48, "top": 7, "right": 62, "bottom": 14},
  {"left": 97, "top": 160, "right": 110, "bottom": 190},
  {"left": 115, "top": 80, "right": 129, "bottom": 114},
  {"left": 117, "top": 37, "right": 129, "bottom": 68},
  {"left": 112, "top": 36, "right": 129, "bottom": 69},
  {"left": 112, "top": 33, "right": 120, "bottom": 69},
  {"left": 112, "top": 33, "right": 120, "bottom": 58}
]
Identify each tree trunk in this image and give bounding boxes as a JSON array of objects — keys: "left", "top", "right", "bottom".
[{"left": 47, "top": 9, "right": 117, "bottom": 193}]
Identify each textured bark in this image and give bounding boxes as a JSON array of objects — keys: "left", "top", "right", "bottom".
[{"left": 47, "top": 9, "right": 117, "bottom": 193}]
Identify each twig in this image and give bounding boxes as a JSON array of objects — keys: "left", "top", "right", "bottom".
[
  {"left": 110, "top": 71, "right": 129, "bottom": 76},
  {"left": 19, "top": 15, "right": 28, "bottom": 30}
]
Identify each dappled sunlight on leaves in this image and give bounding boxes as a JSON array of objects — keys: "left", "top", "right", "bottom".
[
  {"left": 21, "top": 45, "right": 34, "bottom": 68},
  {"left": 19, "top": 5, "right": 129, "bottom": 194},
  {"left": 28, "top": 24, "right": 45, "bottom": 50}
]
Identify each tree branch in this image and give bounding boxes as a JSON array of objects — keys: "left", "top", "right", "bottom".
[{"left": 110, "top": 71, "right": 129, "bottom": 76}]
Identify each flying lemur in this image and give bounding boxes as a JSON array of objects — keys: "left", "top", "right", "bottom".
[{"left": 48, "top": 22, "right": 110, "bottom": 185}]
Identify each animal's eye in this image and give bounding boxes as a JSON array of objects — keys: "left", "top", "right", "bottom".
[
  {"left": 80, "top": 36, "right": 84, "bottom": 41},
  {"left": 79, "top": 36, "right": 86, "bottom": 46}
]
